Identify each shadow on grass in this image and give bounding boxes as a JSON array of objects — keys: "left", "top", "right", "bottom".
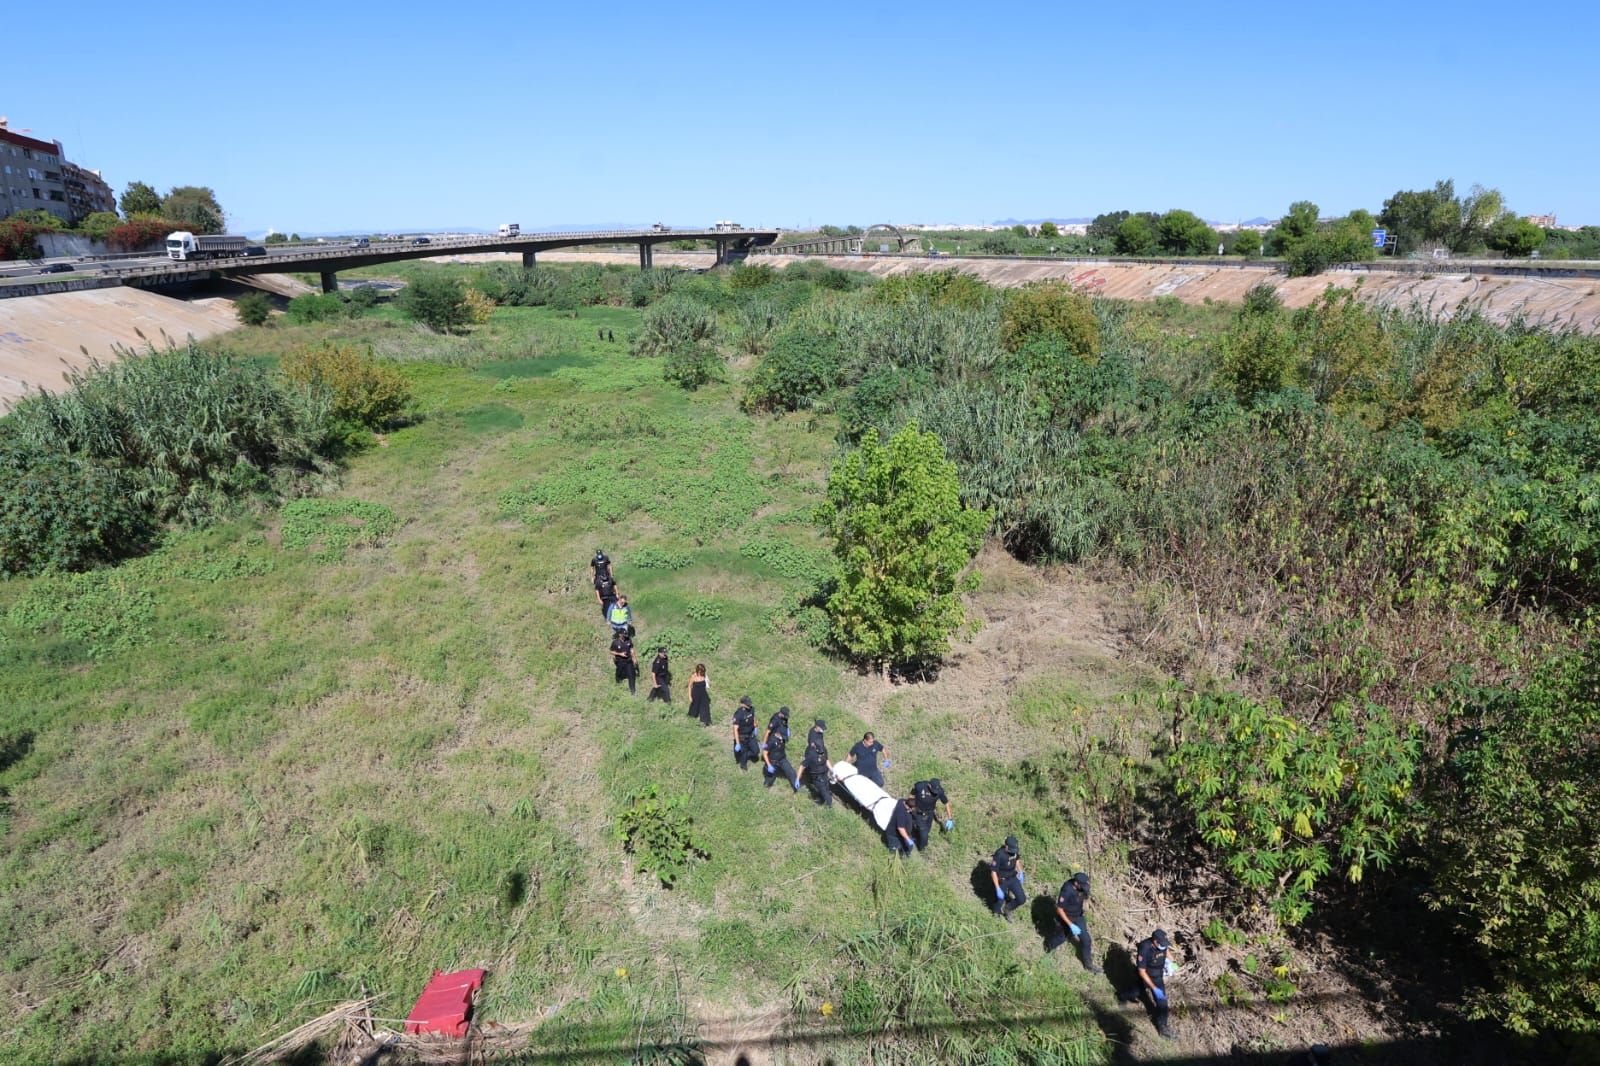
[
  {"left": 54, "top": 1001, "right": 1591, "bottom": 1065},
  {"left": 475, "top": 352, "right": 597, "bottom": 379}
]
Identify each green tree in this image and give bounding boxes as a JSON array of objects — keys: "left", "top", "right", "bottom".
[
  {"left": 1156, "top": 209, "right": 1219, "bottom": 255},
  {"left": 398, "top": 273, "right": 471, "bottom": 332},
  {"left": 119, "top": 181, "right": 162, "bottom": 218},
  {"left": 817, "top": 424, "right": 988, "bottom": 671},
  {"left": 162, "top": 185, "right": 225, "bottom": 234},
  {"left": 1114, "top": 214, "right": 1158, "bottom": 256},
  {"left": 1038, "top": 221, "right": 1060, "bottom": 238},
  {"left": 1487, "top": 215, "right": 1546, "bottom": 257},
  {"left": 76, "top": 211, "right": 121, "bottom": 241},
  {"left": 1010, "top": 224, "right": 1030, "bottom": 238},
  {"left": 1231, "top": 229, "right": 1263, "bottom": 257},
  {"left": 264, "top": 233, "right": 289, "bottom": 244},
  {"left": 1425, "top": 642, "right": 1600, "bottom": 1035},
  {"left": 1087, "top": 211, "right": 1129, "bottom": 241},
  {"left": 234, "top": 292, "right": 272, "bottom": 326}
]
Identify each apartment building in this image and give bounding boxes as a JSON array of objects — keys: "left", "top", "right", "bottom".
[
  {"left": 62, "top": 161, "right": 116, "bottom": 219},
  {"left": 0, "top": 127, "right": 70, "bottom": 222}
]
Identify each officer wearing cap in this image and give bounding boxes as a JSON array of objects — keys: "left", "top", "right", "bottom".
[
  {"left": 802, "top": 719, "right": 832, "bottom": 808},
  {"left": 590, "top": 549, "right": 612, "bottom": 584},
  {"left": 762, "top": 707, "right": 800, "bottom": 792},
  {"left": 1122, "top": 928, "right": 1175, "bottom": 1039},
  {"left": 1050, "top": 872, "right": 1100, "bottom": 973},
  {"left": 990, "top": 835, "right": 1025, "bottom": 919},
  {"left": 907, "top": 778, "right": 952, "bottom": 850},
  {"left": 731, "top": 695, "right": 758, "bottom": 770}
]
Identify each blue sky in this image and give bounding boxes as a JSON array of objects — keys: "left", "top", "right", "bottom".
[{"left": 8, "top": 0, "right": 1596, "bottom": 233}]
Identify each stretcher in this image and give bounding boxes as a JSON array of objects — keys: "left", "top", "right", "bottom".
[{"left": 830, "top": 761, "right": 898, "bottom": 830}]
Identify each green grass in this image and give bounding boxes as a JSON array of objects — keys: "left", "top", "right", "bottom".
[{"left": 0, "top": 294, "right": 1147, "bottom": 1064}]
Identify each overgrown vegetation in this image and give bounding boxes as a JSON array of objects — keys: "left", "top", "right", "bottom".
[{"left": 4, "top": 254, "right": 1597, "bottom": 1060}]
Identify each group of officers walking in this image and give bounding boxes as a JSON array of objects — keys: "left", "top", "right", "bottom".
[{"left": 589, "top": 549, "right": 1181, "bottom": 1042}]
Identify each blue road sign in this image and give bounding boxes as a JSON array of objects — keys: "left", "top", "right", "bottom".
[{"left": 1371, "top": 228, "right": 1387, "bottom": 248}]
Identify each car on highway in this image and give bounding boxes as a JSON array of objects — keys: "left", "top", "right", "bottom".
[
  {"left": 36, "top": 263, "right": 75, "bottom": 274},
  {"left": 350, "top": 237, "right": 370, "bottom": 248},
  {"left": 244, "top": 246, "right": 267, "bottom": 257},
  {"left": 411, "top": 236, "right": 431, "bottom": 245}
]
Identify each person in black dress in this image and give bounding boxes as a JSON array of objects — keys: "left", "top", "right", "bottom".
[{"left": 687, "top": 662, "right": 711, "bottom": 726}]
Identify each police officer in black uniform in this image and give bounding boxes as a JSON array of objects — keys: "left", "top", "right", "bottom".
[
  {"left": 646, "top": 648, "right": 671, "bottom": 703},
  {"left": 591, "top": 549, "right": 612, "bottom": 584},
  {"left": 595, "top": 570, "right": 619, "bottom": 619},
  {"left": 1120, "top": 928, "right": 1174, "bottom": 1039},
  {"left": 1049, "top": 872, "right": 1101, "bottom": 973},
  {"left": 731, "top": 695, "right": 758, "bottom": 770},
  {"left": 609, "top": 630, "right": 636, "bottom": 695},
  {"left": 907, "top": 778, "right": 952, "bottom": 851},
  {"left": 762, "top": 706, "right": 799, "bottom": 792},
  {"left": 884, "top": 796, "right": 915, "bottom": 855},
  {"left": 990, "top": 835, "right": 1025, "bottom": 919},
  {"left": 802, "top": 719, "right": 832, "bottom": 808}
]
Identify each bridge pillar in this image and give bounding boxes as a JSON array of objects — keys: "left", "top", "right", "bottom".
[
  {"left": 638, "top": 243, "right": 654, "bottom": 270},
  {"left": 319, "top": 271, "right": 337, "bottom": 294},
  {"left": 715, "top": 239, "right": 726, "bottom": 266},
  {"left": 521, "top": 250, "right": 537, "bottom": 269}
]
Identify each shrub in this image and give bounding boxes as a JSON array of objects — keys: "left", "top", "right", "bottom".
[
  {"left": 633, "top": 296, "right": 722, "bottom": 390},
  {"left": 1217, "top": 306, "right": 1297, "bottom": 406},
  {"left": 742, "top": 326, "right": 841, "bottom": 411},
  {"left": 4, "top": 342, "right": 329, "bottom": 527},
  {"left": 613, "top": 785, "right": 706, "bottom": 888},
  {"left": 461, "top": 288, "right": 496, "bottom": 325},
  {"left": 284, "top": 292, "right": 346, "bottom": 324},
  {"left": 727, "top": 262, "right": 776, "bottom": 290},
  {"left": 76, "top": 211, "right": 122, "bottom": 242},
  {"left": 817, "top": 424, "right": 988, "bottom": 672},
  {"left": 871, "top": 269, "right": 994, "bottom": 310},
  {"left": 0, "top": 217, "right": 56, "bottom": 260},
  {"left": 280, "top": 342, "right": 411, "bottom": 429},
  {"left": 106, "top": 216, "right": 175, "bottom": 252},
  {"left": 234, "top": 292, "right": 272, "bottom": 326},
  {"left": 0, "top": 431, "right": 150, "bottom": 576},
  {"left": 999, "top": 281, "right": 1100, "bottom": 358},
  {"left": 279, "top": 498, "right": 398, "bottom": 558},
  {"left": 1425, "top": 642, "right": 1600, "bottom": 1035},
  {"left": 1170, "top": 690, "right": 1421, "bottom": 927},
  {"left": 399, "top": 273, "right": 471, "bottom": 332}
]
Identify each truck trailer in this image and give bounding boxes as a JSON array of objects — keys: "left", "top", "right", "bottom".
[
  {"left": 498, "top": 223, "right": 521, "bottom": 237},
  {"left": 166, "top": 232, "right": 251, "bottom": 261}
]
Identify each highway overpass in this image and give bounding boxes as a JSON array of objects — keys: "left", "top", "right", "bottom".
[{"left": 0, "top": 227, "right": 779, "bottom": 299}]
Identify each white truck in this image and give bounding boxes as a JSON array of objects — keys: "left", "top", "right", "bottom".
[
  {"left": 165, "top": 232, "right": 250, "bottom": 261},
  {"left": 712, "top": 220, "right": 742, "bottom": 231},
  {"left": 498, "top": 223, "right": 521, "bottom": 237}
]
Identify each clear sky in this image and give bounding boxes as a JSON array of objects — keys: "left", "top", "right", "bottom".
[{"left": 7, "top": 0, "right": 1596, "bottom": 233}]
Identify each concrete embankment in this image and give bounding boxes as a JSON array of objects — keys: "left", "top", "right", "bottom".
[
  {"left": 0, "top": 277, "right": 308, "bottom": 410},
  {"left": 752, "top": 254, "right": 1600, "bottom": 332}
]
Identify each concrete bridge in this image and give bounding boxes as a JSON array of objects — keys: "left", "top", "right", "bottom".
[{"left": 2, "top": 228, "right": 779, "bottom": 299}]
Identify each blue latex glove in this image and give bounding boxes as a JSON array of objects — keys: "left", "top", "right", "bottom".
[
  {"left": 764, "top": 764, "right": 775, "bottom": 775},
  {"left": 942, "top": 819, "right": 954, "bottom": 832},
  {"left": 734, "top": 742, "right": 741, "bottom": 753},
  {"left": 1017, "top": 871, "right": 1024, "bottom": 885},
  {"left": 1151, "top": 988, "right": 1166, "bottom": 1003},
  {"left": 881, "top": 757, "right": 891, "bottom": 768},
  {"left": 994, "top": 885, "right": 1005, "bottom": 901},
  {"left": 1068, "top": 922, "right": 1082, "bottom": 937}
]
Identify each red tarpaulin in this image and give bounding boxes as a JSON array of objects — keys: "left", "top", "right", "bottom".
[{"left": 403, "top": 968, "right": 486, "bottom": 1037}]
